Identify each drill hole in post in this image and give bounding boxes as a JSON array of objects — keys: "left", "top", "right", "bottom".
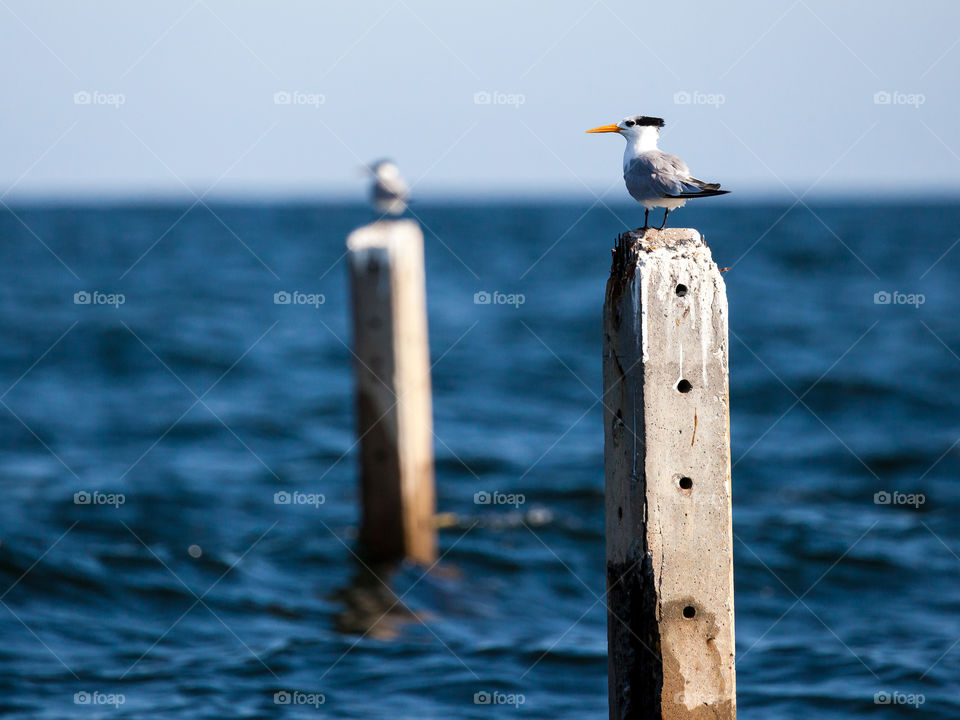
[
  {"left": 675, "top": 283, "right": 688, "bottom": 297},
  {"left": 677, "top": 379, "right": 693, "bottom": 393},
  {"left": 679, "top": 477, "right": 693, "bottom": 490},
  {"left": 683, "top": 605, "right": 696, "bottom": 619}
]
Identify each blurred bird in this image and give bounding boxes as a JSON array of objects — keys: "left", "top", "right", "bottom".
[
  {"left": 366, "top": 159, "right": 409, "bottom": 216},
  {"left": 587, "top": 115, "right": 728, "bottom": 230}
]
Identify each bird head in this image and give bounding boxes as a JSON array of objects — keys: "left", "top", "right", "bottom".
[
  {"left": 366, "top": 159, "right": 401, "bottom": 181},
  {"left": 586, "top": 115, "right": 665, "bottom": 142}
]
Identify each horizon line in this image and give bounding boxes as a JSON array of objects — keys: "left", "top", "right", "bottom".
[{"left": 3, "top": 185, "right": 960, "bottom": 207}]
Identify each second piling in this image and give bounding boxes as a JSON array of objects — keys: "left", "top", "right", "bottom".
[{"left": 347, "top": 219, "right": 436, "bottom": 565}]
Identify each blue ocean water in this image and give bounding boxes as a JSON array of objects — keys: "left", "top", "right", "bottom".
[{"left": 0, "top": 199, "right": 957, "bottom": 718}]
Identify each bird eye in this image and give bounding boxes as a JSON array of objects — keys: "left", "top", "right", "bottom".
[{"left": 624, "top": 120, "right": 635, "bottom": 127}]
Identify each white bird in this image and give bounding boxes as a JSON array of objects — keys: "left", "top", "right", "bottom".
[
  {"left": 587, "top": 115, "right": 728, "bottom": 230},
  {"left": 366, "top": 159, "right": 409, "bottom": 216}
]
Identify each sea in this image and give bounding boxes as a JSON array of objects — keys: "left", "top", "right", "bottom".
[{"left": 0, "top": 199, "right": 957, "bottom": 718}]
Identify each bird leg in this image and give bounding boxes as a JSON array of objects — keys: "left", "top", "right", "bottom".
[
  {"left": 658, "top": 209, "right": 670, "bottom": 230},
  {"left": 638, "top": 208, "right": 649, "bottom": 232}
]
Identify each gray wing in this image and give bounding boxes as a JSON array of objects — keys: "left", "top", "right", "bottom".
[
  {"left": 373, "top": 176, "right": 408, "bottom": 202},
  {"left": 372, "top": 176, "right": 409, "bottom": 214},
  {"left": 625, "top": 151, "right": 722, "bottom": 200}
]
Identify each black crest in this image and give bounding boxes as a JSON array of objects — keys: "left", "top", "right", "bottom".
[{"left": 633, "top": 115, "right": 665, "bottom": 128}]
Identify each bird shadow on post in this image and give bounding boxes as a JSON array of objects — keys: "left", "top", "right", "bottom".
[{"left": 603, "top": 227, "right": 736, "bottom": 720}]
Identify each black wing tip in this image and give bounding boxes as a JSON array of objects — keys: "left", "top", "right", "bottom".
[
  {"left": 666, "top": 189, "right": 731, "bottom": 198},
  {"left": 688, "top": 178, "right": 722, "bottom": 191}
]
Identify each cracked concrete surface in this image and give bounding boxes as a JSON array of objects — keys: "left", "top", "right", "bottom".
[{"left": 603, "top": 228, "right": 736, "bottom": 719}]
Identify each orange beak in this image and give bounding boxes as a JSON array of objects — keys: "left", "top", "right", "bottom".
[{"left": 586, "top": 123, "right": 621, "bottom": 134}]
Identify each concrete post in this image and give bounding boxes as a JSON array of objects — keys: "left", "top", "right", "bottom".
[
  {"left": 347, "top": 219, "right": 436, "bottom": 565},
  {"left": 602, "top": 228, "right": 736, "bottom": 719}
]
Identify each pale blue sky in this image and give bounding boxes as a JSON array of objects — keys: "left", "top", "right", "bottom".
[{"left": 1, "top": 0, "right": 958, "bottom": 200}]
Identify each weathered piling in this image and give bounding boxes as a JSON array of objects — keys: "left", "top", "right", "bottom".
[
  {"left": 602, "top": 228, "right": 736, "bottom": 719},
  {"left": 347, "top": 219, "right": 436, "bottom": 565}
]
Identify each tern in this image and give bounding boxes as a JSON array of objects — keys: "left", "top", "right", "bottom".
[
  {"left": 366, "top": 159, "right": 409, "bottom": 216},
  {"left": 587, "top": 115, "right": 728, "bottom": 230}
]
